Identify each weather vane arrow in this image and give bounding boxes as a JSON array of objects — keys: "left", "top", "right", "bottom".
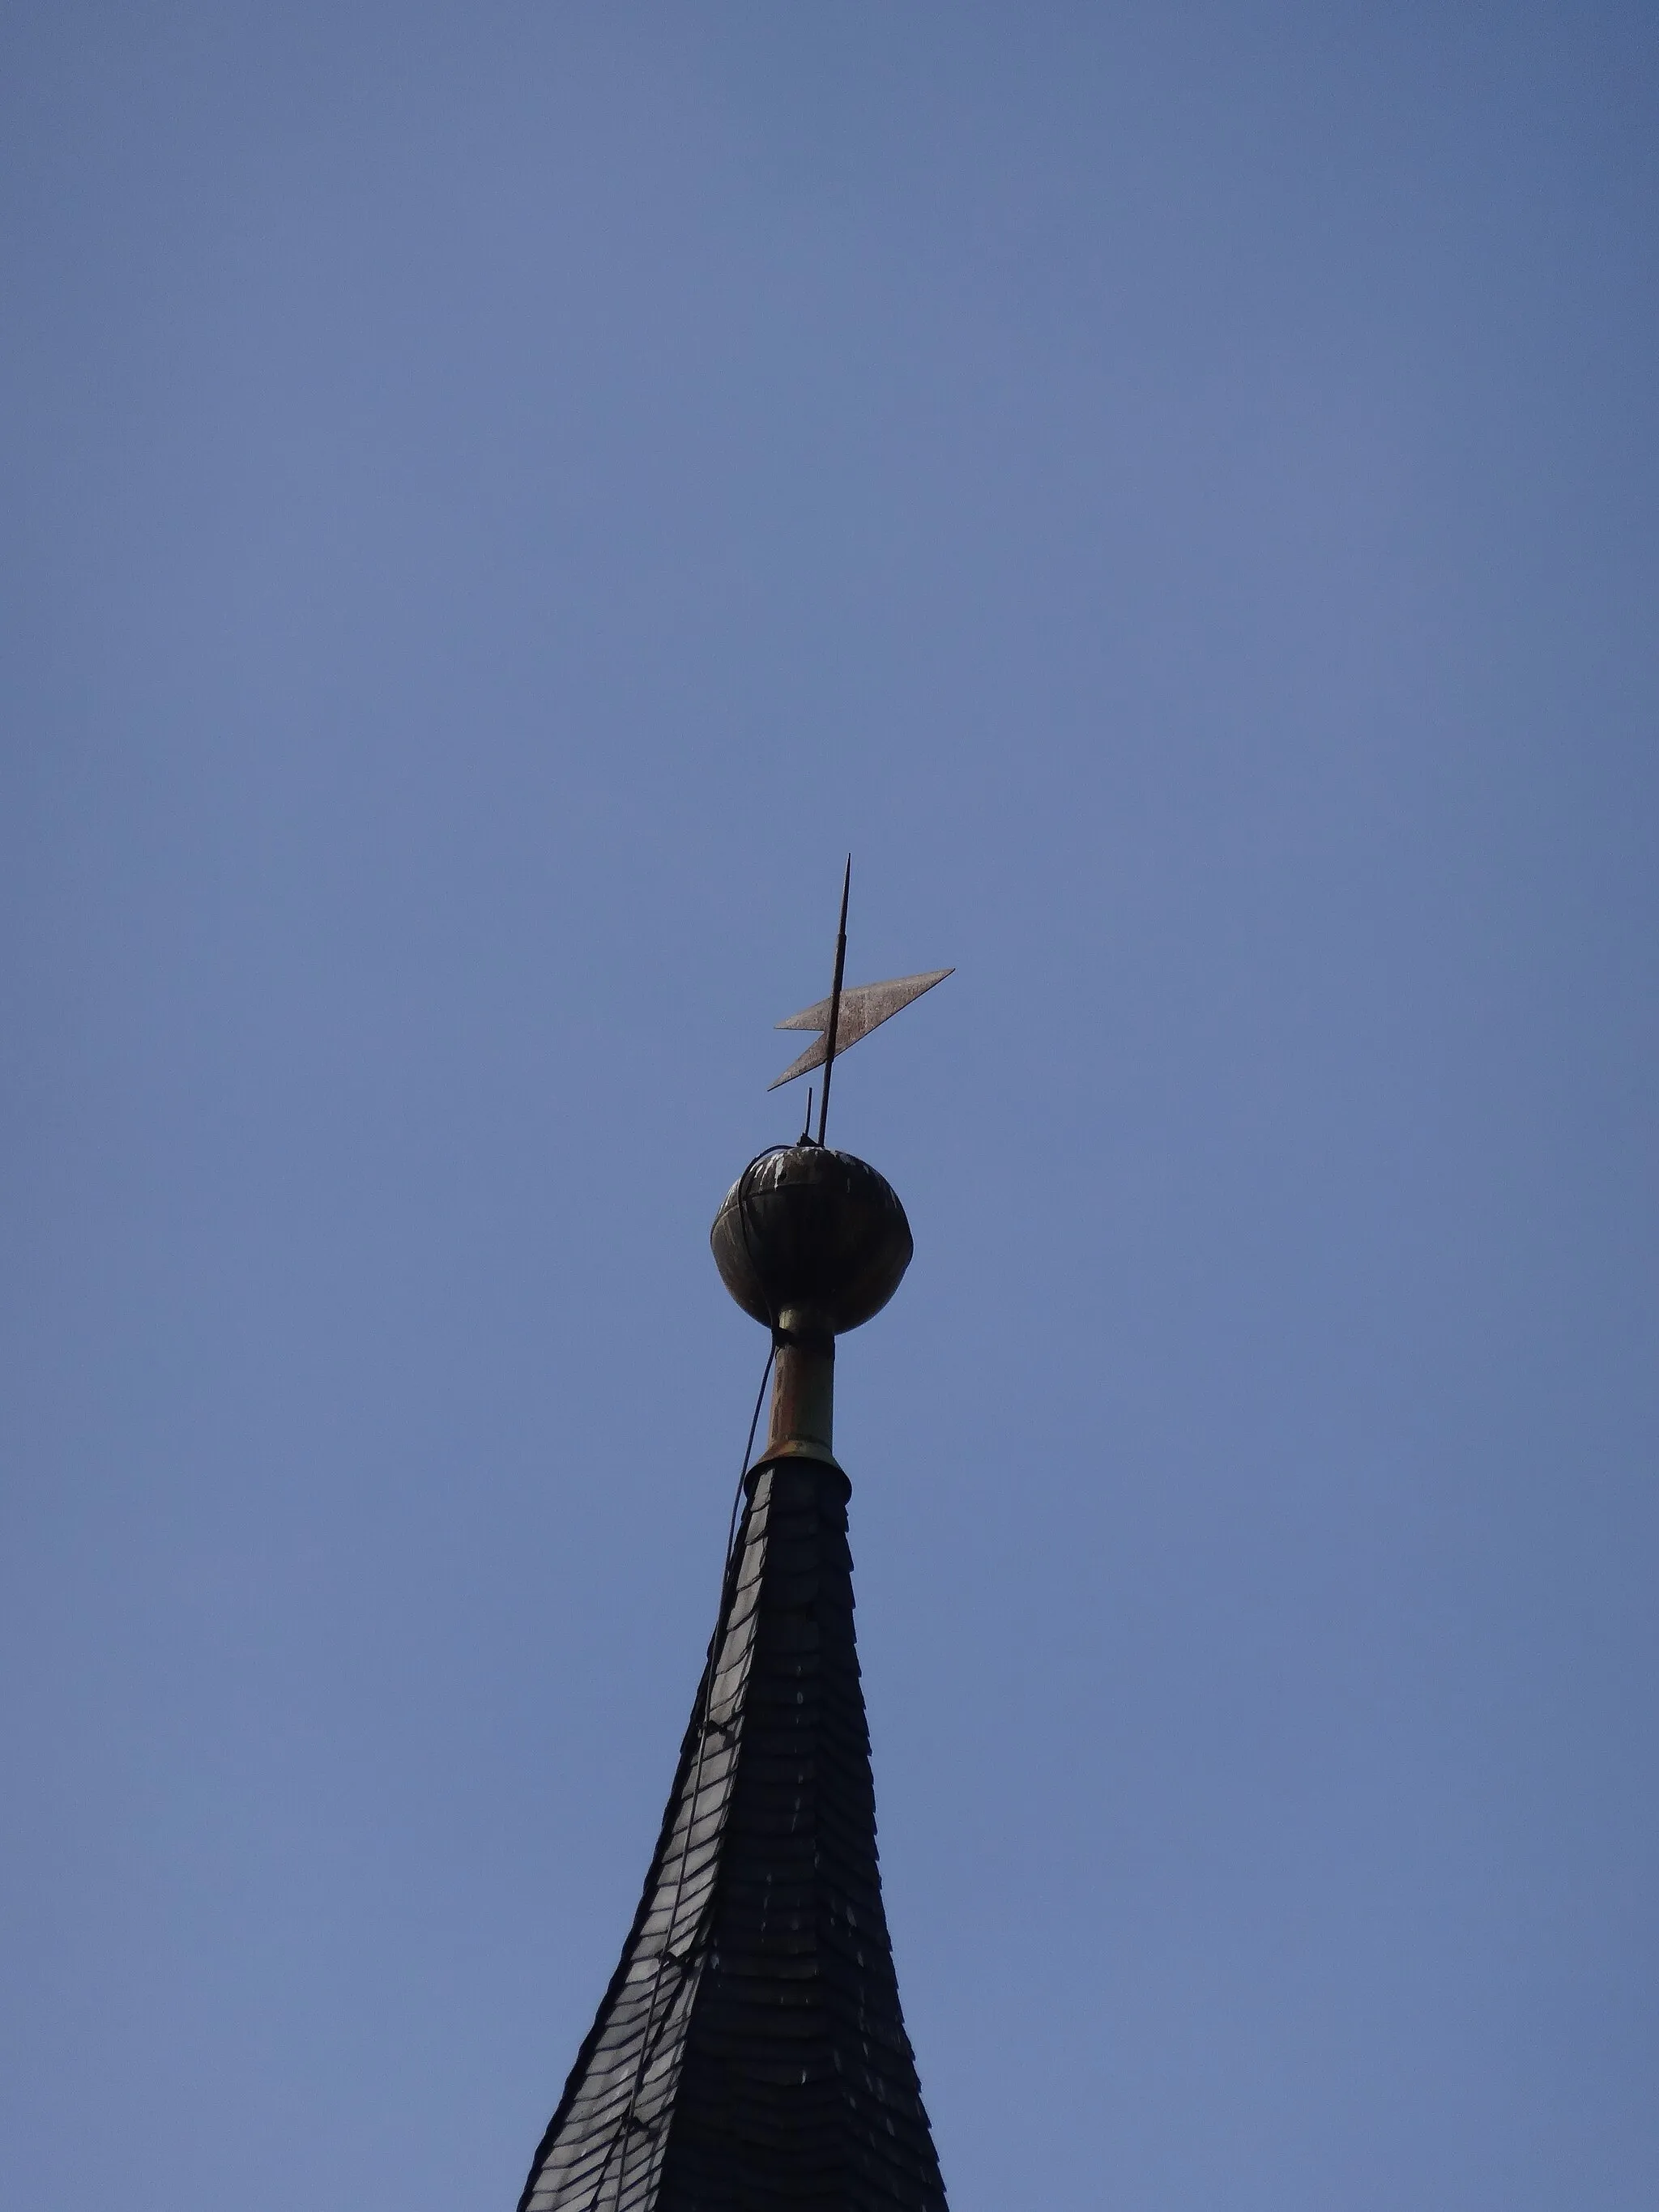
[{"left": 769, "top": 859, "right": 953, "bottom": 1144}]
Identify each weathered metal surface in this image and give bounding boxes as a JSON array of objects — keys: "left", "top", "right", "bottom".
[
  {"left": 710, "top": 1144, "right": 912, "bottom": 1338},
  {"left": 517, "top": 1459, "right": 949, "bottom": 2212},
  {"left": 769, "top": 970, "right": 954, "bottom": 1092},
  {"left": 758, "top": 1324, "right": 838, "bottom": 1471}
]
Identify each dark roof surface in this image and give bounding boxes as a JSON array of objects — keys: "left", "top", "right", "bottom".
[{"left": 518, "top": 1458, "right": 949, "bottom": 2212}]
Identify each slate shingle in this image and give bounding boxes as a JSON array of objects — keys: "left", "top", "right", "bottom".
[{"left": 518, "top": 1460, "right": 948, "bottom": 2212}]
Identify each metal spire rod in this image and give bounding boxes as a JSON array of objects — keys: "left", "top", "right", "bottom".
[{"left": 815, "top": 857, "right": 851, "bottom": 1147}]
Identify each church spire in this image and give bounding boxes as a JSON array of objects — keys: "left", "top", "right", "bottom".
[{"left": 518, "top": 879, "right": 951, "bottom": 2212}]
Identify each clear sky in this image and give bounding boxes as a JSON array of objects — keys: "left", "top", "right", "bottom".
[{"left": 2, "top": 7, "right": 1656, "bottom": 2208}]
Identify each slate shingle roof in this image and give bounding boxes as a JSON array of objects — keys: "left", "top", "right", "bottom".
[{"left": 518, "top": 1458, "right": 948, "bottom": 2212}]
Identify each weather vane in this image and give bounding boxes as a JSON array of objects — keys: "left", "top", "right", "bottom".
[{"left": 769, "top": 857, "right": 952, "bottom": 1144}]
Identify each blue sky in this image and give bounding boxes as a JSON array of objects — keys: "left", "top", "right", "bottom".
[{"left": 2, "top": 7, "right": 1656, "bottom": 2207}]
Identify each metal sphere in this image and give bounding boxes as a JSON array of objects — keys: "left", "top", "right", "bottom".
[{"left": 710, "top": 1142, "right": 912, "bottom": 1336}]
